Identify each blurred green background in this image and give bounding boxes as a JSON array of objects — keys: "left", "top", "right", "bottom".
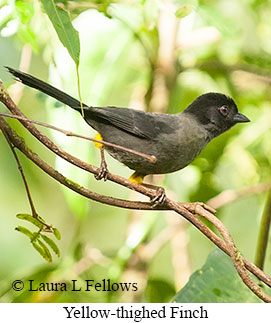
[{"left": 0, "top": 0, "right": 270, "bottom": 302}]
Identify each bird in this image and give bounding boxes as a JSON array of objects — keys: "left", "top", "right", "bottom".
[{"left": 6, "top": 67, "right": 250, "bottom": 203}]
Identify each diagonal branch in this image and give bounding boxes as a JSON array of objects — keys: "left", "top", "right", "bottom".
[
  {"left": 191, "top": 204, "right": 270, "bottom": 303},
  {"left": 0, "top": 81, "right": 270, "bottom": 302},
  {"left": 208, "top": 182, "right": 271, "bottom": 209}
]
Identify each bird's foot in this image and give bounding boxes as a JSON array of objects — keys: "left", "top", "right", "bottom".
[
  {"left": 128, "top": 173, "right": 166, "bottom": 206},
  {"left": 181, "top": 201, "right": 216, "bottom": 215},
  {"left": 150, "top": 186, "right": 166, "bottom": 207},
  {"left": 140, "top": 183, "right": 166, "bottom": 207},
  {"left": 94, "top": 158, "right": 108, "bottom": 181},
  {"left": 94, "top": 144, "right": 109, "bottom": 181}
]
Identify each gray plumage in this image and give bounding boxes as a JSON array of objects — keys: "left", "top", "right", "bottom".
[{"left": 6, "top": 67, "right": 250, "bottom": 177}]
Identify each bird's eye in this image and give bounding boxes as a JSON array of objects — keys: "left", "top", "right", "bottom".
[{"left": 219, "top": 105, "right": 229, "bottom": 116}]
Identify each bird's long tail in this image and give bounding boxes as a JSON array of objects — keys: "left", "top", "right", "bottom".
[{"left": 6, "top": 67, "right": 87, "bottom": 111}]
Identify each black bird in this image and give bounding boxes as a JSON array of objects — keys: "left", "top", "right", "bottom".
[{"left": 6, "top": 67, "right": 250, "bottom": 202}]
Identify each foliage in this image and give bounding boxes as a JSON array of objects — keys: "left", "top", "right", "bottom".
[
  {"left": 174, "top": 248, "right": 263, "bottom": 303},
  {"left": 15, "top": 214, "right": 60, "bottom": 262},
  {"left": 40, "top": 0, "right": 80, "bottom": 66}
]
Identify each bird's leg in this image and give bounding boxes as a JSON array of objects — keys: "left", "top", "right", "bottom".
[
  {"left": 128, "top": 172, "right": 166, "bottom": 206},
  {"left": 94, "top": 133, "right": 109, "bottom": 181},
  {"left": 95, "top": 145, "right": 108, "bottom": 181}
]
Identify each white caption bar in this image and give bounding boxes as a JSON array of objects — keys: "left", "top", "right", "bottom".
[{"left": 0, "top": 303, "right": 269, "bottom": 322}]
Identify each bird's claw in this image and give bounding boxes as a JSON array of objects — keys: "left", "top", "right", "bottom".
[
  {"left": 150, "top": 187, "right": 166, "bottom": 207},
  {"left": 94, "top": 160, "right": 108, "bottom": 181}
]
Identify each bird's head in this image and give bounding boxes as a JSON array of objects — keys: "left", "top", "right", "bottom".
[{"left": 183, "top": 92, "right": 250, "bottom": 138}]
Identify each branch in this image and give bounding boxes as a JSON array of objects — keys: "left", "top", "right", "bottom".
[
  {"left": 190, "top": 203, "right": 270, "bottom": 302},
  {"left": 207, "top": 182, "right": 271, "bottom": 209},
  {"left": 0, "top": 80, "right": 271, "bottom": 302}
]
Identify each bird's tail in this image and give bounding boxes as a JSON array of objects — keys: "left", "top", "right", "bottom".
[{"left": 6, "top": 67, "right": 87, "bottom": 111}]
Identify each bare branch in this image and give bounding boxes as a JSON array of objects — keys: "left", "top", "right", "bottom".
[
  {"left": 207, "top": 182, "right": 271, "bottom": 209},
  {"left": 1, "top": 80, "right": 271, "bottom": 302}
]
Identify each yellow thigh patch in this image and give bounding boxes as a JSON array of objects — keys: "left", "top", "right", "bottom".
[
  {"left": 94, "top": 133, "right": 104, "bottom": 149},
  {"left": 128, "top": 172, "right": 144, "bottom": 184}
]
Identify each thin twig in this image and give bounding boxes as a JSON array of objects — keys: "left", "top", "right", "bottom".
[
  {"left": 255, "top": 190, "right": 271, "bottom": 270},
  {"left": 0, "top": 112, "right": 156, "bottom": 163},
  {"left": 1, "top": 127, "right": 53, "bottom": 232},
  {"left": 1, "top": 127, "right": 38, "bottom": 218},
  {"left": 208, "top": 182, "right": 271, "bottom": 209}
]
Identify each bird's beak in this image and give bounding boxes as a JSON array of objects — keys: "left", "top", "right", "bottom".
[{"left": 233, "top": 112, "right": 250, "bottom": 123}]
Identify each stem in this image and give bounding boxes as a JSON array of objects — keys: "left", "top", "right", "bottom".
[
  {"left": 1, "top": 127, "right": 52, "bottom": 231},
  {"left": 76, "top": 65, "right": 84, "bottom": 118},
  {"left": 1, "top": 128, "right": 39, "bottom": 218},
  {"left": 255, "top": 191, "right": 271, "bottom": 270}
]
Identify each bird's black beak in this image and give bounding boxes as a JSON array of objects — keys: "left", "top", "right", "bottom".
[{"left": 233, "top": 112, "right": 250, "bottom": 123}]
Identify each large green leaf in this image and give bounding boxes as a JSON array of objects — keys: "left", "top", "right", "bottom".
[
  {"left": 173, "top": 248, "right": 263, "bottom": 303},
  {"left": 40, "top": 0, "right": 80, "bottom": 65}
]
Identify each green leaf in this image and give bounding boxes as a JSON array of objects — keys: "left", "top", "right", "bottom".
[
  {"left": 145, "top": 279, "right": 176, "bottom": 302},
  {"left": 16, "top": 213, "right": 44, "bottom": 229},
  {"left": 173, "top": 248, "right": 263, "bottom": 303},
  {"left": 53, "top": 227, "right": 61, "bottom": 240},
  {"left": 32, "top": 241, "right": 52, "bottom": 262},
  {"left": 37, "top": 239, "right": 52, "bottom": 263},
  {"left": 15, "top": 226, "right": 35, "bottom": 240},
  {"left": 40, "top": 0, "right": 80, "bottom": 65},
  {"left": 41, "top": 234, "right": 60, "bottom": 257},
  {"left": 175, "top": 5, "right": 193, "bottom": 18}
]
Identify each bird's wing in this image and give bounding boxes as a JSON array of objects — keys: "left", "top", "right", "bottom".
[
  {"left": 6, "top": 67, "right": 176, "bottom": 140},
  {"left": 88, "top": 106, "right": 159, "bottom": 139}
]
